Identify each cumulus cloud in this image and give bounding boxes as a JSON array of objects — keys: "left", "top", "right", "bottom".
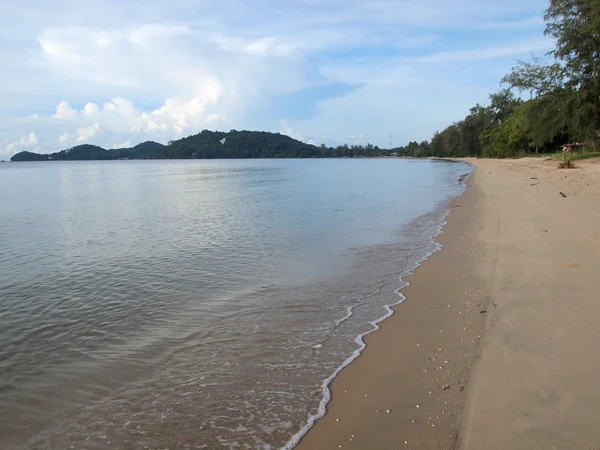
[
  {"left": 76, "top": 123, "right": 100, "bottom": 143},
  {"left": 280, "top": 120, "right": 308, "bottom": 143},
  {"left": 22, "top": 20, "right": 310, "bottom": 149},
  {"left": 1, "top": 132, "right": 38, "bottom": 159},
  {"left": 45, "top": 90, "right": 226, "bottom": 146},
  {"left": 38, "top": 25, "right": 188, "bottom": 88},
  {"left": 0, "top": 0, "right": 550, "bottom": 156},
  {"left": 136, "top": 92, "right": 223, "bottom": 135},
  {"left": 53, "top": 101, "right": 77, "bottom": 119},
  {"left": 82, "top": 102, "right": 100, "bottom": 117},
  {"left": 20, "top": 132, "right": 38, "bottom": 146},
  {"left": 2, "top": 144, "right": 16, "bottom": 157},
  {"left": 109, "top": 140, "right": 132, "bottom": 149}
]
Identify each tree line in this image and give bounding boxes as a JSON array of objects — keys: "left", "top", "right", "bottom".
[
  {"left": 397, "top": 0, "right": 600, "bottom": 158},
  {"left": 11, "top": 130, "right": 394, "bottom": 161}
]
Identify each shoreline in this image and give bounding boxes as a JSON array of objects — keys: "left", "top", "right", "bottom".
[
  {"left": 294, "top": 156, "right": 600, "bottom": 450},
  {"left": 284, "top": 169, "right": 473, "bottom": 450},
  {"left": 295, "top": 166, "right": 487, "bottom": 449}
]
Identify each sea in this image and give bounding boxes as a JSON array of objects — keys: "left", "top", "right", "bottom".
[{"left": 0, "top": 158, "right": 472, "bottom": 449}]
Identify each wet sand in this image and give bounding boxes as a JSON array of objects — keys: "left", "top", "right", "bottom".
[
  {"left": 296, "top": 157, "right": 600, "bottom": 449},
  {"left": 296, "top": 167, "right": 487, "bottom": 449}
]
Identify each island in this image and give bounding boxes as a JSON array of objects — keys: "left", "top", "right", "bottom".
[{"left": 11, "top": 130, "right": 392, "bottom": 161}]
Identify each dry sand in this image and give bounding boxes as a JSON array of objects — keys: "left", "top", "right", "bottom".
[
  {"left": 295, "top": 157, "right": 600, "bottom": 450},
  {"left": 461, "top": 157, "right": 600, "bottom": 450}
]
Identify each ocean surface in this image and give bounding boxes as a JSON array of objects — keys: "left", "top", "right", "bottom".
[{"left": 0, "top": 158, "right": 472, "bottom": 449}]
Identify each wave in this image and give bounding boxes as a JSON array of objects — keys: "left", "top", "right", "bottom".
[{"left": 281, "top": 166, "right": 472, "bottom": 450}]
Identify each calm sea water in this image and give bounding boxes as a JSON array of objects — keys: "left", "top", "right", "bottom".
[{"left": 0, "top": 159, "right": 471, "bottom": 449}]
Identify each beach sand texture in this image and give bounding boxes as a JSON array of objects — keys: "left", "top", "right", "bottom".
[
  {"left": 461, "top": 158, "right": 600, "bottom": 450},
  {"left": 296, "top": 157, "right": 600, "bottom": 450}
]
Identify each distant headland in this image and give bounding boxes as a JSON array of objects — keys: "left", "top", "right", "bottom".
[{"left": 11, "top": 130, "right": 395, "bottom": 161}]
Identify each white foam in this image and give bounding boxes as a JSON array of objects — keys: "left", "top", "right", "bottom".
[{"left": 281, "top": 164, "right": 473, "bottom": 450}]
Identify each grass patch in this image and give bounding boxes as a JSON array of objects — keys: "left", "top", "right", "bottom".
[
  {"left": 521, "top": 151, "right": 600, "bottom": 166},
  {"left": 515, "top": 151, "right": 563, "bottom": 160},
  {"left": 570, "top": 151, "right": 600, "bottom": 161},
  {"left": 525, "top": 152, "right": 562, "bottom": 159}
]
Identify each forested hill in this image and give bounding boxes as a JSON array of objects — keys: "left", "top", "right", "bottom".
[
  {"left": 11, "top": 141, "right": 167, "bottom": 161},
  {"left": 162, "top": 130, "right": 320, "bottom": 159},
  {"left": 11, "top": 130, "right": 391, "bottom": 161}
]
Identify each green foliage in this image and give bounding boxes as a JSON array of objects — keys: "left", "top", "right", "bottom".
[
  {"left": 501, "top": 56, "right": 564, "bottom": 99},
  {"left": 394, "top": 140, "right": 431, "bottom": 158},
  {"left": 11, "top": 130, "right": 388, "bottom": 161},
  {"left": 402, "top": 0, "right": 599, "bottom": 159},
  {"left": 558, "top": 154, "right": 576, "bottom": 168},
  {"left": 571, "top": 151, "right": 600, "bottom": 160},
  {"left": 11, "top": 143, "right": 166, "bottom": 161},
  {"left": 168, "top": 130, "right": 384, "bottom": 159},
  {"left": 544, "top": 0, "right": 600, "bottom": 138},
  {"left": 480, "top": 122, "right": 514, "bottom": 158},
  {"left": 489, "top": 88, "right": 523, "bottom": 124},
  {"left": 399, "top": 102, "right": 494, "bottom": 158},
  {"left": 162, "top": 130, "right": 315, "bottom": 159},
  {"left": 10, "top": 151, "right": 51, "bottom": 162}
]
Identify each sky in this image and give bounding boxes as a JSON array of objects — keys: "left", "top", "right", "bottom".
[{"left": 0, "top": 0, "right": 553, "bottom": 159}]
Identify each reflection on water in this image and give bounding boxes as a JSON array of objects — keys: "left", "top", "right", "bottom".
[{"left": 0, "top": 159, "right": 471, "bottom": 449}]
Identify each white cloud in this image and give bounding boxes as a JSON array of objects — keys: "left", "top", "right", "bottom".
[
  {"left": 207, "top": 113, "right": 220, "bottom": 123},
  {"left": 2, "top": 142, "right": 16, "bottom": 156},
  {"left": 43, "top": 89, "right": 227, "bottom": 145},
  {"left": 349, "top": 133, "right": 365, "bottom": 144},
  {"left": 103, "top": 97, "right": 137, "bottom": 118},
  {"left": 53, "top": 100, "right": 77, "bottom": 119},
  {"left": 109, "top": 140, "right": 132, "bottom": 149},
  {"left": 82, "top": 102, "right": 100, "bottom": 116},
  {"left": 26, "top": 21, "right": 309, "bottom": 145},
  {"left": 280, "top": 120, "right": 308, "bottom": 143},
  {"left": 0, "top": 0, "right": 551, "bottom": 155},
  {"left": 76, "top": 123, "right": 100, "bottom": 143},
  {"left": 1, "top": 132, "right": 38, "bottom": 159},
  {"left": 244, "top": 37, "right": 292, "bottom": 56},
  {"left": 19, "top": 132, "right": 38, "bottom": 146},
  {"left": 136, "top": 89, "right": 223, "bottom": 135}
]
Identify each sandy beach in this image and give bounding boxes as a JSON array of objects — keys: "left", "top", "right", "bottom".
[{"left": 296, "top": 157, "right": 600, "bottom": 449}]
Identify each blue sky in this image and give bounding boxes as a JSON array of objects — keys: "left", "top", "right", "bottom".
[{"left": 1, "top": 0, "right": 552, "bottom": 158}]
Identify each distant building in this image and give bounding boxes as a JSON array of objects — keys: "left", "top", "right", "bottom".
[{"left": 220, "top": 138, "right": 227, "bottom": 145}]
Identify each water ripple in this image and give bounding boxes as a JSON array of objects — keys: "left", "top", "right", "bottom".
[{"left": 0, "top": 159, "right": 471, "bottom": 449}]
